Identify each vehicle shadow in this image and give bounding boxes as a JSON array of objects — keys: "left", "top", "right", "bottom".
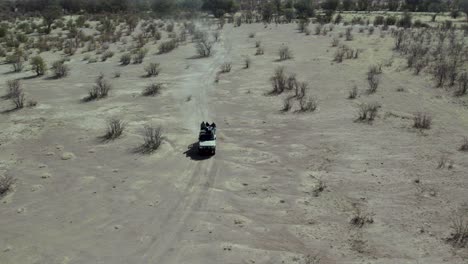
[{"left": 183, "top": 142, "right": 212, "bottom": 161}]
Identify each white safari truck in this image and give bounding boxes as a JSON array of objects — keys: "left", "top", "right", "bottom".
[{"left": 198, "top": 122, "right": 216, "bottom": 155}]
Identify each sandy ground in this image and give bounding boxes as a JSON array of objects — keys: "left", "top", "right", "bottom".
[{"left": 0, "top": 20, "right": 468, "bottom": 264}]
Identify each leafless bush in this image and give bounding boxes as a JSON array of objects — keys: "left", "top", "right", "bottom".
[
  {"left": 296, "top": 82, "right": 307, "bottom": 99},
  {"left": 315, "top": 24, "right": 323, "bottom": 35},
  {"left": 357, "top": 102, "right": 380, "bottom": 122},
  {"left": 334, "top": 47, "right": 345, "bottom": 62},
  {"left": 195, "top": 32, "right": 213, "bottom": 57},
  {"left": 85, "top": 74, "right": 111, "bottom": 101},
  {"left": 269, "top": 67, "right": 287, "bottom": 95},
  {"left": 286, "top": 74, "right": 297, "bottom": 91},
  {"left": 459, "top": 137, "right": 468, "bottom": 151},
  {"left": 434, "top": 59, "right": 448, "bottom": 87},
  {"left": 255, "top": 40, "right": 261, "bottom": 48},
  {"left": 120, "top": 53, "right": 131, "bottom": 65},
  {"left": 27, "top": 99, "right": 37, "bottom": 107},
  {"left": 350, "top": 208, "right": 374, "bottom": 228},
  {"left": 0, "top": 175, "right": 15, "bottom": 197},
  {"left": 244, "top": 57, "right": 251, "bottom": 69},
  {"left": 101, "top": 118, "right": 125, "bottom": 141},
  {"left": 158, "top": 39, "right": 178, "bottom": 54},
  {"left": 144, "top": 63, "right": 160, "bottom": 77},
  {"left": 212, "top": 31, "right": 220, "bottom": 42},
  {"left": 255, "top": 46, "right": 264, "bottom": 55},
  {"left": 367, "top": 74, "right": 380, "bottom": 94},
  {"left": 51, "top": 60, "right": 69, "bottom": 78},
  {"left": 248, "top": 32, "right": 255, "bottom": 38},
  {"left": 4, "top": 79, "right": 21, "bottom": 99},
  {"left": 413, "top": 112, "right": 432, "bottom": 129},
  {"left": 447, "top": 214, "right": 468, "bottom": 248},
  {"left": 220, "top": 62, "right": 232, "bottom": 73},
  {"left": 281, "top": 97, "right": 293, "bottom": 112},
  {"left": 142, "top": 83, "right": 162, "bottom": 96},
  {"left": 368, "top": 26, "right": 374, "bottom": 35},
  {"left": 133, "top": 48, "right": 148, "bottom": 64},
  {"left": 278, "top": 46, "right": 292, "bottom": 61},
  {"left": 299, "top": 96, "right": 318, "bottom": 112},
  {"left": 136, "top": 126, "right": 163, "bottom": 154},
  {"left": 455, "top": 72, "right": 468, "bottom": 96},
  {"left": 101, "top": 51, "right": 114, "bottom": 62},
  {"left": 348, "top": 86, "right": 358, "bottom": 99},
  {"left": 11, "top": 89, "right": 25, "bottom": 109},
  {"left": 345, "top": 27, "right": 353, "bottom": 41},
  {"left": 331, "top": 37, "right": 339, "bottom": 47}
]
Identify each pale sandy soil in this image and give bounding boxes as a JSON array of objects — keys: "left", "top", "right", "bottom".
[{"left": 0, "top": 20, "right": 467, "bottom": 264}]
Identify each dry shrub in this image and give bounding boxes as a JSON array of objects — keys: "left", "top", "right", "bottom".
[
  {"left": 281, "top": 97, "right": 293, "bottom": 112},
  {"left": 255, "top": 46, "right": 264, "bottom": 55},
  {"left": 158, "top": 39, "right": 178, "bottom": 54},
  {"left": 255, "top": 40, "right": 261, "bottom": 48},
  {"left": 278, "top": 46, "right": 293, "bottom": 61},
  {"left": 455, "top": 72, "right": 468, "bottom": 96},
  {"left": 101, "top": 118, "right": 125, "bottom": 141},
  {"left": 137, "top": 126, "right": 163, "bottom": 154},
  {"left": 120, "top": 53, "right": 131, "bottom": 65},
  {"left": 244, "top": 57, "right": 251, "bottom": 69},
  {"left": 357, "top": 102, "right": 380, "bottom": 122},
  {"left": 101, "top": 50, "right": 114, "bottom": 62},
  {"left": 0, "top": 175, "right": 15, "bottom": 197},
  {"left": 11, "top": 89, "right": 25, "bottom": 109},
  {"left": 133, "top": 48, "right": 148, "bottom": 64},
  {"left": 269, "top": 67, "right": 287, "bottom": 95},
  {"left": 350, "top": 208, "right": 374, "bottom": 228},
  {"left": 348, "top": 86, "right": 358, "bottom": 99},
  {"left": 142, "top": 83, "right": 162, "bottom": 96},
  {"left": 4, "top": 79, "right": 20, "bottom": 99},
  {"left": 195, "top": 32, "right": 213, "bottom": 57},
  {"left": 85, "top": 74, "right": 111, "bottom": 101},
  {"left": 459, "top": 137, "right": 468, "bottom": 151},
  {"left": 144, "top": 63, "right": 160, "bottom": 77},
  {"left": 220, "top": 62, "right": 232, "bottom": 73},
  {"left": 413, "top": 112, "right": 432, "bottom": 129},
  {"left": 51, "top": 60, "right": 69, "bottom": 78},
  {"left": 447, "top": 214, "right": 468, "bottom": 248},
  {"left": 367, "top": 74, "right": 380, "bottom": 94},
  {"left": 299, "top": 96, "right": 318, "bottom": 112},
  {"left": 331, "top": 37, "right": 339, "bottom": 47},
  {"left": 345, "top": 27, "right": 353, "bottom": 41}
]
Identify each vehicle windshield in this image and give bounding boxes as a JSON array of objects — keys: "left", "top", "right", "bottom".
[{"left": 199, "top": 133, "right": 214, "bottom": 141}]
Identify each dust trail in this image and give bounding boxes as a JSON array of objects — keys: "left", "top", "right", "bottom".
[{"left": 178, "top": 24, "right": 229, "bottom": 134}]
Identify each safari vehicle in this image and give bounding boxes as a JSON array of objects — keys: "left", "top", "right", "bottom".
[{"left": 199, "top": 122, "right": 216, "bottom": 155}]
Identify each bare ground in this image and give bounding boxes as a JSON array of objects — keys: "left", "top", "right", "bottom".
[{"left": 0, "top": 22, "right": 467, "bottom": 264}]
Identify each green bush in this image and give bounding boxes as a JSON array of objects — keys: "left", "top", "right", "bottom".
[{"left": 30, "top": 56, "right": 47, "bottom": 76}]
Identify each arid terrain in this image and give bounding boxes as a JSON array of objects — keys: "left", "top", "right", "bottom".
[{"left": 0, "top": 13, "right": 468, "bottom": 264}]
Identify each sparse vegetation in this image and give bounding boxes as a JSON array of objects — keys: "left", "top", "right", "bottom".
[
  {"left": 137, "top": 126, "right": 163, "bottom": 154},
  {"left": 348, "top": 86, "right": 358, "bottom": 99},
  {"left": 220, "top": 62, "right": 232, "bottom": 73},
  {"left": 195, "top": 32, "right": 213, "bottom": 57},
  {"left": 158, "top": 39, "right": 178, "bottom": 54},
  {"left": 133, "top": 48, "right": 148, "bottom": 64},
  {"left": 51, "top": 60, "right": 69, "bottom": 78},
  {"left": 0, "top": 175, "right": 15, "bottom": 197},
  {"left": 447, "top": 214, "right": 468, "bottom": 248},
  {"left": 30, "top": 56, "right": 47, "bottom": 76},
  {"left": 142, "top": 83, "right": 162, "bottom": 96},
  {"left": 278, "top": 46, "right": 293, "bottom": 61},
  {"left": 101, "top": 118, "right": 125, "bottom": 141},
  {"left": 460, "top": 137, "right": 468, "bottom": 152},
  {"left": 413, "top": 112, "right": 432, "bottom": 130},
  {"left": 144, "top": 63, "right": 161, "bottom": 77},
  {"left": 4, "top": 80, "right": 21, "bottom": 99},
  {"left": 84, "top": 74, "right": 111, "bottom": 102},
  {"left": 120, "top": 53, "right": 131, "bottom": 65},
  {"left": 357, "top": 102, "right": 380, "bottom": 122}
]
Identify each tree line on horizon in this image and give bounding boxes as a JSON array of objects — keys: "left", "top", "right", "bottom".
[{"left": 0, "top": 0, "right": 467, "bottom": 20}]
